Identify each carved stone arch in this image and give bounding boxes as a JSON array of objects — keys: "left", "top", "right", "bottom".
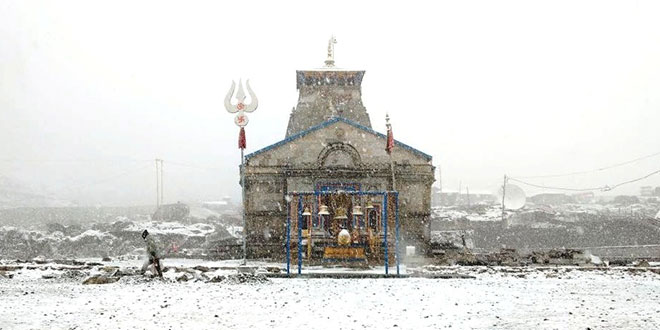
[{"left": 318, "top": 142, "right": 362, "bottom": 168}]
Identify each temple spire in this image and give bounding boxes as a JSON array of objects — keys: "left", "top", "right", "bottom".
[{"left": 324, "top": 35, "right": 337, "bottom": 67}]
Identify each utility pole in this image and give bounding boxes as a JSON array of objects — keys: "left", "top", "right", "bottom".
[
  {"left": 155, "top": 159, "right": 164, "bottom": 208},
  {"left": 458, "top": 180, "right": 462, "bottom": 205},
  {"left": 160, "top": 159, "right": 164, "bottom": 206},
  {"left": 466, "top": 186, "right": 471, "bottom": 208},
  {"left": 155, "top": 159, "right": 160, "bottom": 208},
  {"left": 501, "top": 175, "right": 508, "bottom": 227},
  {"left": 438, "top": 165, "right": 442, "bottom": 193}
]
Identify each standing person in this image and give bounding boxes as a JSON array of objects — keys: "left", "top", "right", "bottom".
[{"left": 141, "top": 230, "right": 163, "bottom": 277}]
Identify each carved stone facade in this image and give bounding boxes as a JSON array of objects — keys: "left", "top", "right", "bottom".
[{"left": 243, "top": 65, "right": 434, "bottom": 259}]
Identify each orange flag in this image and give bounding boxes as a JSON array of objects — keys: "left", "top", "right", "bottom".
[
  {"left": 238, "top": 127, "right": 246, "bottom": 150},
  {"left": 385, "top": 117, "right": 394, "bottom": 154}
]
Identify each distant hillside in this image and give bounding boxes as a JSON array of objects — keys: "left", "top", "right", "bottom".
[{"left": 0, "top": 176, "right": 73, "bottom": 209}]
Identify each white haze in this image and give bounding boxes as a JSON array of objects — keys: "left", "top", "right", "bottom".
[{"left": 1, "top": 0, "right": 660, "bottom": 206}]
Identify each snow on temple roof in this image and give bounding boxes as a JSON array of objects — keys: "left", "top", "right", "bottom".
[{"left": 245, "top": 117, "right": 432, "bottom": 161}]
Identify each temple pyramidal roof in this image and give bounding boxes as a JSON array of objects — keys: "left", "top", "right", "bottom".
[
  {"left": 247, "top": 37, "right": 432, "bottom": 162},
  {"left": 286, "top": 37, "right": 372, "bottom": 137}
]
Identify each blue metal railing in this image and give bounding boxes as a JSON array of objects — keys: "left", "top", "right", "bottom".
[{"left": 285, "top": 190, "right": 400, "bottom": 276}]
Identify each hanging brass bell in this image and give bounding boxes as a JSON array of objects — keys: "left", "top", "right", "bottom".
[{"left": 318, "top": 205, "right": 330, "bottom": 216}]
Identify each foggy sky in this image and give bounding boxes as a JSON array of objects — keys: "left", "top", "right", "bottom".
[{"left": 1, "top": 0, "right": 660, "bottom": 206}]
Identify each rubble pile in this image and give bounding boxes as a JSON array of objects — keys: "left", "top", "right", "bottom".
[
  {"left": 0, "top": 258, "right": 273, "bottom": 285},
  {"left": 432, "top": 203, "right": 660, "bottom": 259},
  {"left": 432, "top": 248, "right": 614, "bottom": 267},
  {"left": 0, "top": 219, "right": 237, "bottom": 260}
]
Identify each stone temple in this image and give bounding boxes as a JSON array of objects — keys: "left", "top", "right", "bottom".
[{"left": 242, "top": 41, "right": 435, "bottom": 261}]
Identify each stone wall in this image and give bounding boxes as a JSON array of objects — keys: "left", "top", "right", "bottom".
[
  {"left": 244, "top": 96, "right": 434, "bottom": 260},
  {"left": 243, "top": 147, "right": 434, "bottom": 259}
]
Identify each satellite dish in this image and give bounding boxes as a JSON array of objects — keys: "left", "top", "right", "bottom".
[{"left": 496, "top": 183, "right": 526, "bottom": 210}]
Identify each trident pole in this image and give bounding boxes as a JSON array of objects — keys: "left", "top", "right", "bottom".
[
  {"left": 241, "top": 148, "right": 246, "bottom": 265},
  {"left": 224, "top": 79, "right": 258, "bottom": 266}
]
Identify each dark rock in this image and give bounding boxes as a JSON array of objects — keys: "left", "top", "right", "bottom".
[
  {"left": 208, "top": 275, "right": 226, "bottom": 283},
  {"left": 62, "top": 270, "right": 87, "bottom": 279},
  {"left": 82, "top": 275, "right": 119, "bottom": 285},
  {"left": 0, "top": 270, "right": 14, "bottom": 279},
  {"left": 193, "top": 265, "right": 210, "bottom": 272},
  {"left": 176, "top": 274, "right": 191, "bottom": 282},
  {"left": 33, "top": 258, "right": 49, "bottom": 264},
  {"left": 265, "top": 266, "right": 281, "bottom": 273},
  {"left": 112, "top": 268, "right": 140, "bottom": 277}
]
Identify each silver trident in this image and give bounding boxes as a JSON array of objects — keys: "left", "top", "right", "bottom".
[
  {"left": 224, "top": 79, "right": 258, "bottom": 127},
  {"left": 223, "top": 79, "right": 258, "bottom": 266}
]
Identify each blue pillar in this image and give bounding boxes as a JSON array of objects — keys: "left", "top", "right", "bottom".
[
  {"left": 395, "top": 192, "right": 400, "bottom": 276},
  {"left": 297, "top": 195, "right": 303, "bottom": 275},
  {"left": 383, "top": 193, "right": 388, "bottom": 275},
  {"left": 286, "top": 197, "right": 291, "bottom": 275}
]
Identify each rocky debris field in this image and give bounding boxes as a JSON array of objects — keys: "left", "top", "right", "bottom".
[
  {"left": 0, "top": 218, "right": 239, "bottom": 260},
  {"left": 0, "top": 258, "right": 271, "bottom": 285}
]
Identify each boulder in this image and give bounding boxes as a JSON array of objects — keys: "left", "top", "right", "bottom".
[
  {"left": 0, "top": 270, "right": 14, "bottom": 279},
  {"left": 265, "top": 266, "right": 281, "bottom": 273},
  {"left": 176, "top": 274, "right": 191, "bottom": 282},
  {"left": 208, "top": 275, "right": 226, "bottom": 283},
  {"left": 82, "top": 275, "right": 119, "bottom": 285},
  {"left": 113, "top": 268, "right": 140, "bottom": 277},
  {"left": 42, "top": 273, "right": 58, "bottom": 279},
  {"left": 193, "top": 265, "right": 210, "bottom": 272},
  {"left": 636, "top": 260, "right": 651, "bottom": 268},
  {"left": 62, "top": 270, "right": 87, "bottom": 279}
]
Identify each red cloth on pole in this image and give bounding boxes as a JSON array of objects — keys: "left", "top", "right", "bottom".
[
  {"left": 238, "top": 127, "right": 246, "bottom": 149},
  {"left": 385, "top": 125, "right": 394, "bottom": 154}
]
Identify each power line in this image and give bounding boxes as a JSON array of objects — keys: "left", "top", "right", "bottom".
[
  {"left": 0, "top": 157, "right": 224, "bottom": 172},
  {"left": 65, "top": 164, "right": 152, "bottom": 191},
  {"left": 0, "top": 158, "right": 153, "bottom": 163},
  {"left": 509, "top": 168, "right": 660, "bottom": 192},
  {"left": 508, "top": 177, "right": 605, "bottom": 192},
  {"left": 515, "top": 150, "right": 660, "bottom": 179},
  {"left": 607, "top": 168, "right": 660, "bottom": 191},
  {"left": 166, "top": 161, "right": 223, "bottom": 171}
]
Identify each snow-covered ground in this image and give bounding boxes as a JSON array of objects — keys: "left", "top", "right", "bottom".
[{"left": 1, "top": 263, "right": 658, "bottom": 329}]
